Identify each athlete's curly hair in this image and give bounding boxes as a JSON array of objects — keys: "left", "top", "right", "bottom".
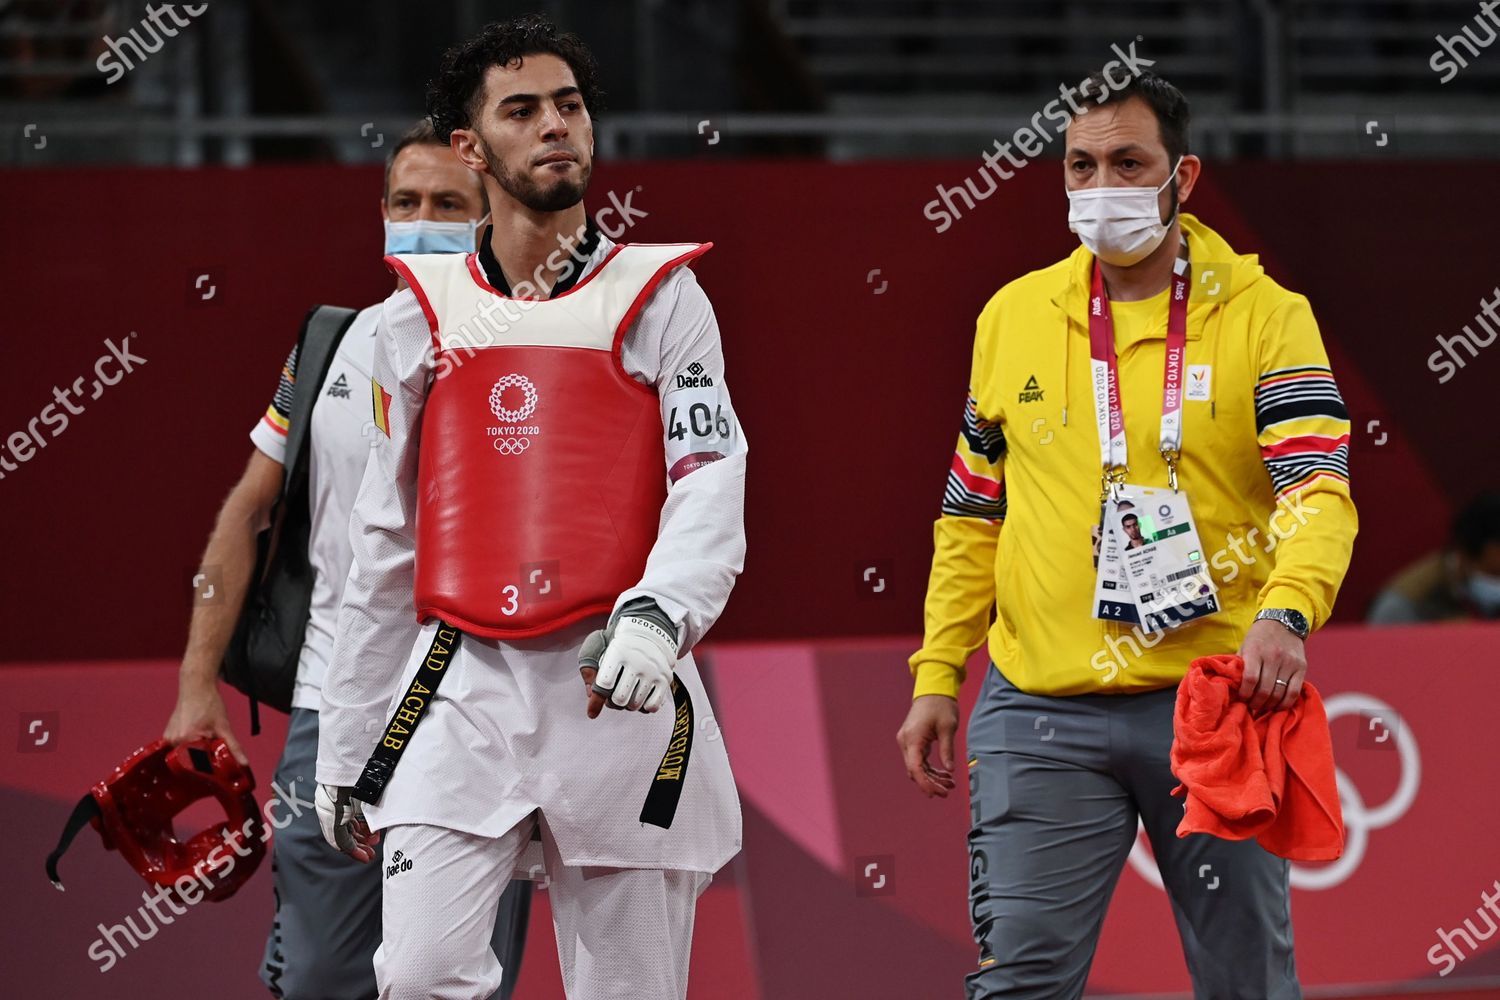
[{"left": 426, "top": 14, "right": 605, "bottom": 143}]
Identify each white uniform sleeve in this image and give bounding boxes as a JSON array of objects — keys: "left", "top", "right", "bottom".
[
  {"left": 614, "top": 266, "right": 748, "bottom": 653},
  {"left": 316, "top": 288, "right": 432, "bottom": 787},
  {"left": 247, "top": 343, "right": 298, "bottom": 464}
]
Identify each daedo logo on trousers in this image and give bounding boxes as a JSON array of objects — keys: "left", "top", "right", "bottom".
[{"left": 487, "top": 373, "right": 541, "bottom": 456}]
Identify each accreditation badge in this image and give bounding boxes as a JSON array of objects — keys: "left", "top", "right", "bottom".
[
  {"left": 1105, "top": 485, "right": 1220, "bottom": 632},
  {"left": 1092, "top": 493, "right": 1141, "bottom": 625}
]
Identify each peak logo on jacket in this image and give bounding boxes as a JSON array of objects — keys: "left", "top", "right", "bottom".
[
  {"left": 486, "top": 373, "right": 541, "bottom": 456},
  {"left": 1018, "top": 375, "right": 1045, "bottom": 404}
]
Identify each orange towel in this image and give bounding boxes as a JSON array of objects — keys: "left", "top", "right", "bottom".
[{"left": 1169, "top": 654, "right": 1344, "bottom": 861}]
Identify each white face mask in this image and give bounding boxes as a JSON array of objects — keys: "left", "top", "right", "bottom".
[
  {"left": 383, "top": 212, "right": 490, "bottom": 255},
  {"left": 1468, "top": 570, "right": 1500, "bottom": 615},
  {"left": 1066, "top": 157, "right": 1183, "bottom": 266}
]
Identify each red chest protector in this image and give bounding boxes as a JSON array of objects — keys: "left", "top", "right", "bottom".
[{"left": 386, "top": 241, "right": 710, "bottom": 638}]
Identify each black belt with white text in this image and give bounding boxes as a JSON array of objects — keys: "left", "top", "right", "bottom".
[{"left": 353, "top": 621, "right": 695, "bottom": 830}]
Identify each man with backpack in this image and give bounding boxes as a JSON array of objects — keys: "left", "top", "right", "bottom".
[{"left": 162, "top": 121, "right": 531, "bottom": 1000}]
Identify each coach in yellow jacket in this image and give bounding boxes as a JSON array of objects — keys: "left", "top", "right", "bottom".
[{"left": 898, "top": 71, "right": 1355, "bottom": 1000}]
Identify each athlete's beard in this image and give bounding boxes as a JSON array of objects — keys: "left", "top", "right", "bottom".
[{"left": 478, "top": 134, "right": 590, "bottom": 213}]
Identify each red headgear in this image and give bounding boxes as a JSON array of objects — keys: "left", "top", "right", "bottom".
[{"left": 46, "top": 738, "right": 265, "bottom": 902}]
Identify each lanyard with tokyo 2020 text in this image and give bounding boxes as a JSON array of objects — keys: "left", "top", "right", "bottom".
[
  {"left": 1088, "top": 240, "right": 1190, "bottom": 500},
  {"left": 1087, "top": 241, "right": 1220, "bottom": 632}
]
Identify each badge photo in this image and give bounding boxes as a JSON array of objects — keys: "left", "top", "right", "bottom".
[
  {"left": 1108, "top": 486, "right": 1220, "bottom": 632},
  {"left": 1092, "top": 494, "right": 1142, "bottom": 624}
]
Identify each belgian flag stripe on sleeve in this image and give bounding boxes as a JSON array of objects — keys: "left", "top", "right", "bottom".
[
  {"left": 1253, "top": 366, "right": 1351, "bottom": 497},
  {"left": 942, "top": 390, "right": 1008, "bottom": 522},
  {"left": 371, "top": 378, "right": 393, "bottom": 437}
]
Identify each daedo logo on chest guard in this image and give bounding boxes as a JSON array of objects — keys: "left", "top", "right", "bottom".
[{"left": 487, "top": 373, "right": 540, "bottom": 456}]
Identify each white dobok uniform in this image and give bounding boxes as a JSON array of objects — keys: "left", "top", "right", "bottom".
[{"left": 317, "top": 230, "right": 745, "bottom": 1000}]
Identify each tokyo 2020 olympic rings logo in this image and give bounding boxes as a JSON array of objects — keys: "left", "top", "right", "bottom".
[
  {"left": 489, "top": 374, "right": 538, "bottom": 423},
  {"left": 492, "top": 437, "right": 531, "bottom": 456},
  {"left": 1127, "top": 692, "right": 1419, "bottom": 891}
]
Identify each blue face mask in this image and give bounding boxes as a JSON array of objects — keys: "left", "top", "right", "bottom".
[
  {"left": 1468, "top": 570, "right": 1500, "bottom": 616},
  {"left": 383, "top": 213, "right": 488, "bottom": 255}
]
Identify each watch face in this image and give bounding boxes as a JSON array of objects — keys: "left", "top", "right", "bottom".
[{"left": 1261, "top": 608, "right": 1309, "bottom": 637}]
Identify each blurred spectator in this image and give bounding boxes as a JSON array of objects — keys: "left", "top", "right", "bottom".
[{"left": 1368, "top": 492, "right": 1500, "bottom": 623}]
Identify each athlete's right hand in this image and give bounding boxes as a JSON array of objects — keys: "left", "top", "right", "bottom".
[
  {"left": 897, "top": 695, "right": 959, "bottom": 799},
  {"left": 164, "top": 676, "right": 248, "bottom": 766},
  {"left": 316, "top": 784, "right": 380, "bottom": 862}
]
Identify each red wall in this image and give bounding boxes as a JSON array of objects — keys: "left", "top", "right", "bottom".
[{"left": 1, "top": 161, "right": 1497, "bottom": 661}]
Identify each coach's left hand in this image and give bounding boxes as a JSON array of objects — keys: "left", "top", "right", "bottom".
[{"left": 1238, "top": 618, "right": 1306, "bottom": 716}]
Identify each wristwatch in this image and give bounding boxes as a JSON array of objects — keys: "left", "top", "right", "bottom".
[{"left": 1255, "top": 608, "right": 1310, "bottom": 641}]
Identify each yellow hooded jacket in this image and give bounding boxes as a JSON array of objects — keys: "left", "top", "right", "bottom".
[{"left": 911, "top": 214, "right": 1357, "bottom": 698}]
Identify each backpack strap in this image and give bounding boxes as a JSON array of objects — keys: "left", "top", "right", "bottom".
[
  {"left": 234, "top": 304, "right": 358, "bottom": 735},
  {"left": 284, "top": 305, "right": 359, "bottom": 482}
]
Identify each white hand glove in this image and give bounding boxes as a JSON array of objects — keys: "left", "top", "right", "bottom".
[
  {"left": 315, "top": 783, "right": 378, "bottom": 862},
  {"left": 590, "top": 614, "right": 678, "bottom": 713}
]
